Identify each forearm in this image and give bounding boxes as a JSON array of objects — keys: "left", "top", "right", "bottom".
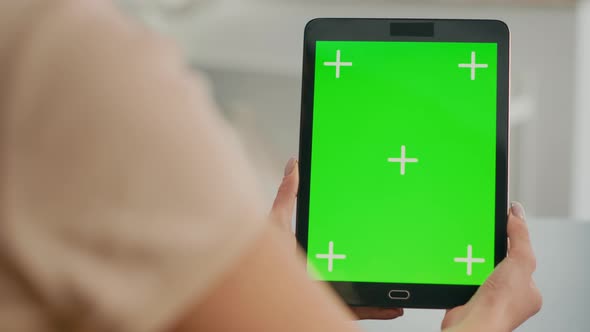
[
  {"left": 444, "top": 321, "right": 502, "bottom": 332},
  {"left": 443, "top": 305, "right": 507, "bottom": 332}
]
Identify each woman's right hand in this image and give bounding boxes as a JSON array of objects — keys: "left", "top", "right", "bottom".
[{"left": 441, "top": 202, "right": 543, "bottom": 332}]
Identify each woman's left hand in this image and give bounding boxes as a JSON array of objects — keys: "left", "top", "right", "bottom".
[{"left": 269, "top": 158, "right": 404, "bottom": 321}]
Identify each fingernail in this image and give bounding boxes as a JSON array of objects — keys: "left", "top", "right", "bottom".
[
  {"left": 284, "top": 157, "right": 297, "bottom": 176},
  {"left": 511, "top": 201, "right": 526, "bottom": 220}
]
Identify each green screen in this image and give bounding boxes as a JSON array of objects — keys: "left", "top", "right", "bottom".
[{"left": 307, "top": 41, "right": 497, "bottom": 286}]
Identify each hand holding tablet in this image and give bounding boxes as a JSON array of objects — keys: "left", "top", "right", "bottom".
[
  {"left": 441, "top": 204, "right": 542, "bottom": 331},
  {"left": 271, "top": 160, "right": 541, "bottom": 327}
]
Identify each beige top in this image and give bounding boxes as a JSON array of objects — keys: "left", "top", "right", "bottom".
[{"left": 0, "top": 1, "right": 267, "bottom": 331}]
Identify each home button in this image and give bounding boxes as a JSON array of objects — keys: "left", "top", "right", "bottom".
[{"left": 388, "top": 290, "right": 410, "bottom": 300}]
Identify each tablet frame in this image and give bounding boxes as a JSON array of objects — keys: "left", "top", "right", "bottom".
[{"left": 296, "top": 18, "right": 510, "bottom": 309}]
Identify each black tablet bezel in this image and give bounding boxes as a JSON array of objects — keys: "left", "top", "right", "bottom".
[{"left": 296, "top": 18, "right": 509, "bottom": 309}]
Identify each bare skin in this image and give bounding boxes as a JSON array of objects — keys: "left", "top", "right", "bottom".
[
  {"left": 174, "top": 159, "right": 541, "bottom": 332},
  {"left": 269, "top": 158, "right": 542, "bottom": 328},
  {"left": 441, "top": 202, "right": 542, "bottom": 331}
]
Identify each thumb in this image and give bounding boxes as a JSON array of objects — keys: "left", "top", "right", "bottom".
[{"left": 270, "top": 158, "right": 299, "bottom": 231}]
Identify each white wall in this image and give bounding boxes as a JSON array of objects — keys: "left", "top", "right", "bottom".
[{"left": 573, "top": 0, "right": 590, "bottom": 222}]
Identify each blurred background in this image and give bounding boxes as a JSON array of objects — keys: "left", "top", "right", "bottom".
[
  {"left": 116, "top": 0, "right": 590, "bottom": 222},
  {"left": 115, "top": 0, "right": 589, "bottom": 330}
]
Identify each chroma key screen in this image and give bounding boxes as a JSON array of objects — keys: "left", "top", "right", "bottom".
[{"left": 307, "top": 41, "right": 498, "bottom": 286}]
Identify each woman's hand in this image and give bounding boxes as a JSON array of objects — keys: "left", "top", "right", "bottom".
[
  {"left": 441, "top": 202, "right": 542, "bottom": 332},
  {"left": 269, "top": 158, "right": 404, "bottom": 320}
]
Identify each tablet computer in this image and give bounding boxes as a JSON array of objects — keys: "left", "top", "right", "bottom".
[{"left": 296, "top": 18, "right": 509, "bottom": 309}]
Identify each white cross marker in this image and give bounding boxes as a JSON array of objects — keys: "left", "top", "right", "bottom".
[
  {"left": 454, "top": 245, "right": 486, "bottom": 276},
  {"left": 324, "top": 50, "right": 353, "bottom": 79},
  {"left": 315, "top": 241, "right": 347, "bottom": 272},
  {"left": 388, "top": 145, "right": 419, "bottom": 175},
  {"left": 458, "top": 51, "right": 489, "bottom": 80}
]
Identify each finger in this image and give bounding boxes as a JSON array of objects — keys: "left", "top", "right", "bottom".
[
  {"left": 270, "top": 158, "right": 299, "bottom": 231},
  {"left": 507, "top": 202, "right": 536, "bottom": 271},
  {"left": 352, "top": 307, "right": 404, "bottom": 320}
]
